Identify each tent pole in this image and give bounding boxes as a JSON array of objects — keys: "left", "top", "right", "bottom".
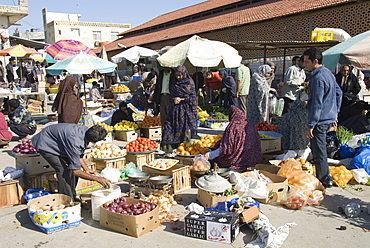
[{"left": 282, "top": 48, "right": 286, "bottom": 83}]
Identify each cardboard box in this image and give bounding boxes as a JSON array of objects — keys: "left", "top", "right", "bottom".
[
  {"left": 115, "top": 130, "right": 140, "bottom": 142},
  {"left": 196, "top": 188, "right": 238, "bottom": 208},
  {"left": 100, "top": 198, "right": 159, "bottom": 237},
  {"left": 15, "top": 155, "right": 55, "bottom": 176},
  {"left": 240, "top": 206, "right": 260, "bottom": 223},
  {"left": 243, "top": 170, "right": 288, "bottom": 204},
  {"left": 261, "top": 137, "right": 281, "bottom": 154},
  {"left": 140, "top": 127, "right": 161, "bottom": 140},
  {"left": 0, "top": 180, "right": 23, "bottom": 209},
  {"left": 184, "top": 210, "right": 239, "bottom": 244},
  {"left": 27, "top": 194, "right": 81, "bottom": 234},
  {"left": 75, "top": 178, "right": 101, "bottom": 195},
  {"left": 252, "top": 163, "right": 281, "bottom": 174}
]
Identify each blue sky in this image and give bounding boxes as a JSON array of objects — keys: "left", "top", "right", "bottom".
[{"left": 1, "top": 0, "right": 205, "bottom": 33}]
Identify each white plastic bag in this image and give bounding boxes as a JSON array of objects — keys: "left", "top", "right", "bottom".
[
  {"left": 351, "top": 169, "right": 370, "bottom": 184},
  {"left": 99, "top": 167, "right": 121, "bottom": 183},
  {"left": 229, "top": 171, "right": 268, "bottom": 199},
  {"left": 274, "top": 98, "right": 284, "bottom": 117}
]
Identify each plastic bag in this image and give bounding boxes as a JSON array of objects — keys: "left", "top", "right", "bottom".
[
  {"left": 277, "top": 158, "right": 302, "bottom": 178},
  {"left": 99, "top": 167, "right": 121, "bottom": 183},
  {"left": 339, "top": 144, "right": 357, "bottom": 159},
  {"left": 121, "top": 162, "right": 137, "bottom": 178},
  {"left": 269, "top": 95, "right": 277, "bottom": 115},
  {"left": 191, "top": 155, "right": 211, "bottom": 171},
  {"left": 349, "top": 147, "right": 370, "bottom": 175},
  {"left": 280, "top": 186, "right": 306, "bottom": 210},
  {"left": 329, "top": 165, "right": 353, "bottom": 186},
  {"left": 351, "top": 168, "right": 370, "bottom": 184},
  {"left": 274, "top": 98, "right": 285, "bottom": 117},
  {"left": 306, "top": 190, "right": 324, "bottom": 206},
  {"left": 229, "top": 171, "right": 269, "bottom": 199},
  {"left": 281, "top": 169, "right": 324, "bottom": 197}
]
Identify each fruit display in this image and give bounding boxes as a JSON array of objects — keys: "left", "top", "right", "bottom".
[
  {"left": 138, "top": 116, "right": 161, "bottom": 128},
  {"left": 142, "top": 194, "right": 177, "bottom": 222},
  {"left": 259, "top": 133, "right": 272, "bottom": 139},
  {"left": 90, "top": 143, "right": 126, "bottom": 158},
  {"left": 112, "top": 84, "right": 130, "bottom": 92},
  {"left": 175, "top": 135, "right": 222, "bottom": 156},
  {"left": 113, "top": 120, "right": 138, "bottom": 130},
  {"left": 146, "top": 159, "right": 178, "bottom": 170},
  {"left": 330, "top": 165, "right": 353, "bottom": 187},
  {"left": 126, "top": 137, "right": 158, "bottom": 152},
  {"left": 13, "top": 139, "right": 38, "bottom": 154},
  {"left": 255, "top": 121, "right": 277, "bottom": 131},
  {"left": 94, "top": 122, "right": 114, "bottom": 131},
  {"left": 103, "top": 196, "right": 157, "bottom": 215}
]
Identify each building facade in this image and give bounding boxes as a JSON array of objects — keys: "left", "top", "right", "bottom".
[{"left": 42, "top": 8, "right": 131, "bottom": 48}]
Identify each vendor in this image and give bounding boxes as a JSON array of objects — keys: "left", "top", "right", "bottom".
[
  {"left": 111, "top": 101, "right": 134, "bottom": 126},
  {"left": 204, "top": 106, "right": 262, "bottom": 171},
  {"left": 31, "top": 124, "right": 112, "bottom": 201},
  {"left": 90, "top": 81, "right": 102, "bottom": 102},
  {"left": 7, "top": 98, "right": 37, "bottom": 140}
]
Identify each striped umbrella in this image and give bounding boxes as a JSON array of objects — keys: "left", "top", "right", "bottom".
[
  {"left": 44, "top": 40, "right": 96, "bottom": 61},
  {"left": 323, "top": 30, "right": 370, "bottom": 70},
  {"left": 0, "top": 44, "right": 39, "bottom": 57}
]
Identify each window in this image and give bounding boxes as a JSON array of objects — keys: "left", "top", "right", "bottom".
[
  {"left": 93, "top": 31, "right": 101, "bottom": 41},
  {"left": 58, "top": 30, "right": 62, "bottom": 35},
  {"left": 111, "top": 31, "right": 119, "bottom": 40},
  {"left": 71, "top": 28, "right": 80, "bottom": 36}
]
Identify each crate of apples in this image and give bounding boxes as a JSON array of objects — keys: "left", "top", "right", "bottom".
[
  {"left": 112, "top": 84, "right": 130, "bottom": 92},
  {"left": 126, "top": 137, "right": 158, "bottom": 153},
  {"left": 138, "top": 116, "right": 161, "bottom": 128},
  {"left": 114, "top": 120, "right": 138, "bottom": 130}
]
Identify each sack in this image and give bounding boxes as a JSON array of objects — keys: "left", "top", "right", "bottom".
[
  {"left": 280, "top": 186, "right": 307, "bottom": 210},
  {"left": 349, "top": 147, "right": 370, "bottom": 175}
]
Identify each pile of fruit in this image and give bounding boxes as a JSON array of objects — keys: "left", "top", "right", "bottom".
[
  {"left": 90, "top": 143, "right": 126, "bottom": 158},
  {"left": 103, "top": 196, "right": 156, "bottom": 215},
  {"left": 147, "top": 159, "right": 178, "bottom": 170},
  {"left": 280, "top": 195, "right": 306, "bottom": 210},
  {"left": 255, "top": 121, "right": 277, "bottom": 131},
  {"left": 176, "top": 142, "right": 209, "bottom": 156},
  {"left": 126, "top": 137, "right": 158, "bottom": 152},
  {"left": 113, "top": 120, "right": 138, "bottom": 130},
  {"left": 259, "top": 133, "right": 272, "bottom": 139},
  {"left": 329, "top": 165, "right": 353, "bottom": 187},
  {"left": 142, "top": 194, "right": 177, "bottom": 222},
  {"left": 12, "top": 139, "right": 38, "bottom": 154},
  {"left": 94, "top": 122, "right": 113, "bottom": 131},
  {"left": 190, "top": 159, "right": 210, "bottom": 171},
  {"left": 138, "top": 116, "right": 161, "bottom": 127},
  {"left": 112, "top": 84, "right": 130, "bottom": 92}
]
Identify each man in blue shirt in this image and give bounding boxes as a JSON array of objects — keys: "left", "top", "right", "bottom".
[
  {"left": 303, "top": 47, "right": 342, "bottom": 188},
  {"left": 32, "top": 124, "right": 112, "bottom": 200}
]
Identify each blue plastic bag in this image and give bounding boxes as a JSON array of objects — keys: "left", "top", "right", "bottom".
[
  {"left": 339, "top": 144, "right": 357, "bottom": 159},
  {"left": 23, "top": 188, "right": 51, "bottom": 203},
  {"left": 348, "top": 147, "right": 370, "bottom": 175}
]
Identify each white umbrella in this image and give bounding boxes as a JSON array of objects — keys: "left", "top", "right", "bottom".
[
  {"left": 157, "top": 35, "right": 242, "bottom": 68},
  {"left": 111, "top": 45, "right": 158, "bottom": 64}
]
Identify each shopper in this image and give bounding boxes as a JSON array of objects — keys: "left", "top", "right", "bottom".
[
  {"left": 205, "top": 106, "right": 261, "bottom": 171},
  {"left": 32, "top": 124, "right": 112, "bottom": 201},
  {"left": 303, "top": 47, "right": 342, "bottom": 188},
  {"left": 52, "top": 76, "right": 83, "bottom": 124},
  {"left": 0, "top": 110, "right": 12, "bottom": 148},
  {"left": 219, "top": 69, "right": 238, "bottom": 109},
  {"left": 110, "top": 101, "right": 134, "bottom": 126},
  {"left": 235, "top": 62, "right": 251, "bottom": 116},
  {"left": 7, "top": 98, "right": 37, "bottom": 140},
  {"left": 161, "top": 65, "right": 197, "bottom": 152}
]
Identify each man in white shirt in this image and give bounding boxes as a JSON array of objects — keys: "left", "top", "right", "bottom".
[{"left": 282, "top": 56, "right": 306, "bottom": 114}]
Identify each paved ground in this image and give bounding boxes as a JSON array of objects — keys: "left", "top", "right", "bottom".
[{"left": 0, "top": 105, "right": 369, "bottom": 248}]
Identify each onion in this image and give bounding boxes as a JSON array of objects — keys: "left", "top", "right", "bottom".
[
  {"left": 19, "top": 145, "right": 24, "bottom": 149},
  {"left": 108, "top": 207, "right": 115, "bottom": 212},
  {"left": 125, "top": 208, "right": 131, "bottom": 213},
  {"left": 121, "top": 210, "right": 127, "bottom": 215},
  {"left": 13, "top": 148, "right": 20, "bottom": 153},
  {"left": 120, "top": 197, "right": 127, "bottom": 203},
  {"left": 116, "top": 206, "right": 123, "bottom": 212},
  {"left": 151, "top": 204, "right": 157, "bottom": 210},
  {"left": 130, "top": 204, "right": 138, "bottom": 210},
  {"left": 142, "top": 209, "right": 148, "bottom": 214},
  {"left": 22, "top": 149, "right": 29, "bottom": 153},
  {"left": 134, "top": 210, "right": 142, "bottom": 215},
  {"left": 24, "top": 145, "right": 29, "bottom": 149},
  {"left": 114, "top": 198, "right": 120, "bottom": 204},
  {"left": 122, "top": 203, "right": 129, "bottom": 209}
]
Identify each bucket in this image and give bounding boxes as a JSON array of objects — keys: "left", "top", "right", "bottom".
[{"left": 91, "top": 184, "right": 121, "bottom": 221}]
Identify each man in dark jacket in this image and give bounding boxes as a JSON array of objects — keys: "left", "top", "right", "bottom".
[
  {"left": 152, "top": 67, "right": 175, "bottom": 126},
  {"left": 6, "top": 58, "right": 16, "bottom": 84},
  {"left": 335, "top": 65, "right": 361, "bottom": 109}
]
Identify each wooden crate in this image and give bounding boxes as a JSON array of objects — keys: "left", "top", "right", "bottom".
[
  {"left": 22, "top": 172, "right": 57, "bottom": 191},
  {"left": 15, "top": 155, "right": 55, "bottom": 176},
  {"left": 126, "top": 152, "right": 155, "bottom": 171},
  {"left": 93, "top": 157, "right": 126, "bottom": 173},
  {"left": 177, "top": 156, "right": 195, "bottom": 166},
  {"left": 140, "top": 127, "right": 161, "bottom": 139},
  {"left": 0, "top": 180, "right": 23, "bottom": 209},
  {"left": 115, "top": 130, "right": 140, "bottom": 142},
  {"left": 142, "top": 164, "right": 191, "bottom": 193}
]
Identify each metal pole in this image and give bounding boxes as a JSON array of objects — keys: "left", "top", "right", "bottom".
[
  {"left": 263, "top": 45, "right": 267, "bottom": 64},
  {"left": 282, "top": 48, "right": 286, "bottom": 83}
]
